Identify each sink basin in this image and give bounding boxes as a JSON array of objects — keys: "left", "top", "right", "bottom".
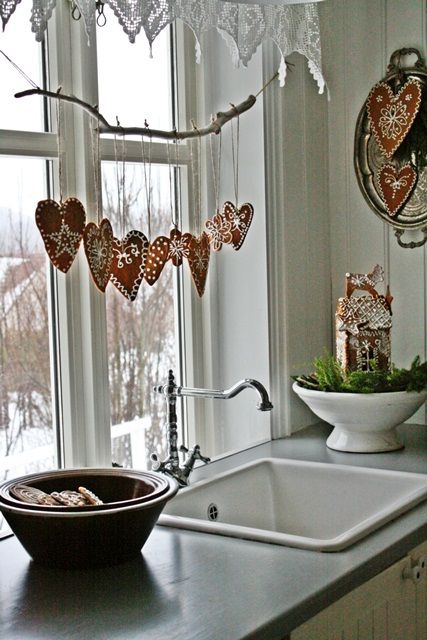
[{"left": 159, "top": 458, "right": 427, "bottom": 551}]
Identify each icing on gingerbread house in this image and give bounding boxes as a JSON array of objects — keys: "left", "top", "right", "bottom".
[{"left": 336, "top": 265, "right": 393, "bottom": 372}]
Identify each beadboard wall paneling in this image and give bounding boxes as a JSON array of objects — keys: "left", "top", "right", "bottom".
[
  {"left": 264, "top": 47, "right": 330, "bottom": 437},
  {"left": 384, "top": 0, "right": 427, "bottom": 425},
  {"left": 189, "top": 0, "right": 427, "bottom": 442},
  {"left": 322, "top": 0, "right": 386, "bottom": 306},
  {"left": 326, "top": 0, "right": 427, "bottom": 426},
  {"left": 196, "top": 29, "right": 272, "bottom": 456},
  {"left": 288, "top": 0, "right": 427, "bottom": 432}
]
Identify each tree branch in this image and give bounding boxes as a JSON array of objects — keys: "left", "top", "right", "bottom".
[{"left": 14, "top": 88, "right": 257, "bottom": 139}]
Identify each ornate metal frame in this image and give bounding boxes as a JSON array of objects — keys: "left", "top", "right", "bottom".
[{"left": 354, "top": 48, "right": 427, "bottom": 248}]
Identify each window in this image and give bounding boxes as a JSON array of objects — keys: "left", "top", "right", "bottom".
[
  {"left": 0, "top": 157, "right": 56, "bottom": 476},
  {"left": 0, "top": 5, "right": 272, "bottom": 539},
  {"left": 0, "top": 9, "right": 187, "bottom": 501},
  {"left": 102, "top": 162, "right": 178, "bottom": 468},
  {"left": 97, "top": 24, "right": 178, "bottom": 469},
  {"left": 0, "top": 9, "right": 46, "bottom": 131},
  {"left": 0, "top": 29, "right": 57, "bottom": 537}
]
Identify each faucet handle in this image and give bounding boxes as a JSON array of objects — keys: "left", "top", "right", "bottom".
[
  {"left": 189, "top": 444, "right": 211, "bottom": 464},
  {"left": 180, "top": 444, "right": 211, "bottom": 466},
  {"left": 150, "top": 452, "right": 162, "bottom": 471}
]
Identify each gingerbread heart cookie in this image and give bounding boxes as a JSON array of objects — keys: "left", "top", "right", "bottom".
[
  {"left": 186, "top": 232, "right": 210, "bottom": 297},
  {"left": 35, "top": 197, "right": 86, "bottom": 273},
  {"left": 168, "top": 228, "right": 193, "bottom": 267},
  {"left": 144, "top": 236, "right": 170, "bottom": 285},
  {"left": 367, "top": 78, "right": 422, "bottom": 158},
  {"left": 222, "top": 201, "right": 254, "bottom": 250},
  {"left": 110, "top": 230, "right": 149, "bottom": 301},
  {"left": 377, "top": 163, "right": 417, "bottom": 216},
  {"left": 205, "top": 210, "right": 233, "bottom": 252},
  {"left": 83, "top": 218, "right": 114, "bottom": 292}
]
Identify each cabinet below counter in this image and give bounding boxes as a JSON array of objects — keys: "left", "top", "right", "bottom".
[
  {"left": 291, "top": 540, "right": 427, "bottom": 640},
  {"left": 2, "top": 423, "right": 427, "bottom": 640}
]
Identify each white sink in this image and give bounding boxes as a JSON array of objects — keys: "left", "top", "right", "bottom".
[{"left": 159, "top": 458, "right": 427, "bottom": 551}]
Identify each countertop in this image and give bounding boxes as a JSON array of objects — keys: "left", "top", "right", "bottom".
[{"left": 2, "top": 423, "right": 427, "bottom": 640}]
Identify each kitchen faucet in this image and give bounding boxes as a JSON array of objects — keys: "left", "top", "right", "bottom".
[{"left": 151, "top": 369, "right": 273, "bottom": 487}]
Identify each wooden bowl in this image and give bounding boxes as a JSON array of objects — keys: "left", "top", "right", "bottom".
[{"left": 0, "top": 468, "right": 178, "bottom": 568}]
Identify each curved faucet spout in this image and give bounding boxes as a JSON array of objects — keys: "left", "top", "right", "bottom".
[
  {"left": 153, "top": 370, "right": 273, "bottom": 487},
  {"left": 222, "top": 379, "right": 274, "bottom": 411},
  {"left": 173, "top": 377, "right": 273, "bottom": 411}
]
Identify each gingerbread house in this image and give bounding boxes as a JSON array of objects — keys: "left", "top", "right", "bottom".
[{"left": 336, "top": 265, "right": 393, "bottom": 372}]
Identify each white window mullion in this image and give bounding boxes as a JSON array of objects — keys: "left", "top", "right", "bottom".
[
  {"left": 49, "top": 5, "right": 112, "bottom": 467},
  {"left": 0, "top": 130, "right": 57, "bottom": 157}
]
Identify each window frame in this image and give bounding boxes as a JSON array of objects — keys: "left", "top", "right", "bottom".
[
  {"left": 0, "top": 6, "right": 197, "bottom": 471},
  {"left": 50, "top": 7, "right": 197, "bottom": 468},
  {"left": 0, "top": 7, "right": 279, "bottom": 477}
]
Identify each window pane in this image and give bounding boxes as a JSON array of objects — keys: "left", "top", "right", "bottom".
[
  {"left": 0, "top": 11, "right": 45, "bottom": 131},
  {"left": 0, "top": 157, "right": 56, "bottom": 535},
  {"left": 102, "top": 162, "right": 177, "bottom": 469},
  {"left": 96, "top": 20, "right": 173, "bottom": 136}
]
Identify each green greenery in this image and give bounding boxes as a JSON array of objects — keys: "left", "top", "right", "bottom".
[{"left": 293, "top": 354, "right": 427, "bottom": 393}]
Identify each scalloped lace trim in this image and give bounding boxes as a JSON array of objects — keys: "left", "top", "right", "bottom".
[{"left": 1, "top": 0, "right": 325, "bottom": 92}]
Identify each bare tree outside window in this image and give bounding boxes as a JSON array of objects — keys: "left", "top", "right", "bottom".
[
  {"left": 96, "top": 21, "right": 176, "bottom": 469},
  {"left": 0, "top": 20, "right": 176, "bottom": 542},
  {"left": 0, "top": 16, "right": 54, "bottom": 537},
  {"left": 0, "top": 159, "right": 55, "bottom": 539},
  {"left": 103, "top": 163, "right": 176, "bottom": 469}
]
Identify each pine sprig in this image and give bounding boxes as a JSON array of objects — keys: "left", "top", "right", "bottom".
[
  {"left": 312, "top": 353, "right": 344, "bottom": 391},
  {"left": 293, "top": 354, "right": 427, "bottom": 393}
]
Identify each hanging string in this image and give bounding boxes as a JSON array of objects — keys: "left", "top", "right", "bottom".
[
  {"left": 255, "top": 71, "right": 279, "bottom": 98},
  {"left": 140, "top": 123, "right": 153, "bottom": 239},
  {"left": 120, "top": 129, "right": 127, "bottom": 236},
  {"left": 147, "top": 129, "right": 152, "bottom": 239},
  {"left": 0, "top": 49, "right": 39, "bottom": 89},
  {"left": 89, "top": 114, "right": 102, "bottom": 224},
  {"left": 139, "top": 135, "right": 146, "bottom": 231},
  {"left": 166, "top": 139, "right": 175, "bottom": 228},
  {"left": 190, "top": 121, "right": 203, "bottom": 235},
  {"left": 173, "top": 132, "right": 180, "bottom": 229},
  {"left": 56, "top": 100, "right": 65, "bottom": 204},
  {"left": 113, "top": 119, "right": 127, "bottom": 236},
  {"left": 209, "top": 128, "right": 222, "bottom": 215},
  {"left": 189, "top": 133, "right": 196, "bottom": 235},
  {"left": 113, "top": 132, "right": 121, "bottom": 231},
  {"left": 97, "top": 117, "right": 101, "bottom": 223},
  {"left": 230, "top": 105, "right": 240, "bottom": 208},
  {"left": 197, "top": 130, "right": 202, "bottom": 235}
]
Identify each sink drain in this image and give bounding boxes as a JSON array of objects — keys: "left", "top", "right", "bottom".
[{"left": 207, "top": 503, "right": 219, "bottom": 521}]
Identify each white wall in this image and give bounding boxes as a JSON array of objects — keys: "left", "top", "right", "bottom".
[
  {"left": 263, "top": 45, "right": 331, "bottom": 437},
  {"left": 186, "top": 0, "right": 427, "bottom": 449},
  {"left": 321, "top": 0, "right": 427, "bottom": 426},
  {"left": 267, "top": 0, "right": 427, "bottom": 435},
  {"left": 188, "top": 30, "right": 272, "bottom": 457}
]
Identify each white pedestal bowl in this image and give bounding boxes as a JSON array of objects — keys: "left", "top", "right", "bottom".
[{"left": 292, "top": 382, "right": 427, "bottom": 453}]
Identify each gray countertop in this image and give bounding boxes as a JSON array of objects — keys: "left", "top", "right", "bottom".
[{"left": 2, "top": 423, "right": 427, "bottom": 640}]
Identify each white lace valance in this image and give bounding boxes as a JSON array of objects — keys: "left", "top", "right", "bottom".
[{"left": 0, "top": 0, "right": 325, "bottom": 93}]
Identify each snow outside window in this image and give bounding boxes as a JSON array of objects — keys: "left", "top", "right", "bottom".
[{"left": 0, "top": 6, "right": 273, "bottom": 541}]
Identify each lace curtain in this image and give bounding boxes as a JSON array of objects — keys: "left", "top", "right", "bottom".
[{"left": 0, "top": 0, "right": 325, "bottom": 92}]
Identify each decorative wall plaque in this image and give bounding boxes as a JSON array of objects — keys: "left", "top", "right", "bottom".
[{"left": 354, "top": 48, "right": 427, "bottom": 248}]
